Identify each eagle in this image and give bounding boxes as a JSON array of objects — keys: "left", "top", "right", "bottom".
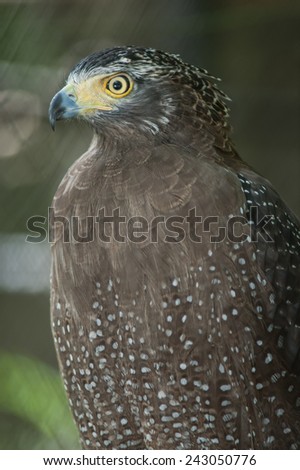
[{"left": 48, "top": 46, "right": 300, "bottom": 449}]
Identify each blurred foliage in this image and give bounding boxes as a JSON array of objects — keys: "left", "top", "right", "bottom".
[{"left": 0, "top": 352, "right": 79, "bottom": 449}]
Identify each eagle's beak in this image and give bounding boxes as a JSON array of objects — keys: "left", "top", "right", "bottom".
[
  {"left": 48, "top": 84, "right": 80, "bottom": 131},
  {"left": 49, "top": 77, "right": 115, "bottom": 130}
]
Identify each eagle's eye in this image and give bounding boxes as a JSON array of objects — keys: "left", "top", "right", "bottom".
[{"left": 104, "top": 74, "right": 133, "bottom": 98}]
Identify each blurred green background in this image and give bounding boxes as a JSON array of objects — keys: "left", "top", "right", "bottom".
[{"left": 0, "top": 0, "right": 299, "bottom": 449}]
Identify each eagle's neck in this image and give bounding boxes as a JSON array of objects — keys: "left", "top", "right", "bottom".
[{"left": 90, "top": 126, "right": 159, "bottom": 169}]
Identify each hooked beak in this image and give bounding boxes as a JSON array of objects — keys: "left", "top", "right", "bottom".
[
  {"left": 49, "top": 77, "right": 114, "bottom": 131},
  {"left": 48, "top": 84, "right": 80, "bottom": 131}
]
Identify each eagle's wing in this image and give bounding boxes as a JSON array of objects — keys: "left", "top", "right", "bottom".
[{"left": 237, "top": 168, "right": 300, "bottom": 373}]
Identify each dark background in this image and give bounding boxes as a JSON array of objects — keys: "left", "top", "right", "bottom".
[{"left": 0, "top": 0, "right": 299, "bottom": 449}]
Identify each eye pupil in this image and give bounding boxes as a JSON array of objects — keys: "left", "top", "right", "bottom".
[{"left": 112, "top": 80, "right": 123, "bottom": 91}]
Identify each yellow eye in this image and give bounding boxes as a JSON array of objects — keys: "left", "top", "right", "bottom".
[{"left": 104, "top": 74, "right": 133, "bottom": 98}]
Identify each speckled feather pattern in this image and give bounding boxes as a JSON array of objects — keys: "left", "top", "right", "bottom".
[{"left": 50, "top": 47, "right": 300, "bottom": 449}]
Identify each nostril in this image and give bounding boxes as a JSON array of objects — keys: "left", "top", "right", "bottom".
[{"left": 68, "top": 93, "right": 76, "bottom": 99}]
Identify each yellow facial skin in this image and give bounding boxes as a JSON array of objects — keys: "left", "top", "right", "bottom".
[
  {"left": 64, "top": 73, "right": 134, "bottom": 115},
  {"left": 48, "top": 72, "right": 135, "bottom": 129}
]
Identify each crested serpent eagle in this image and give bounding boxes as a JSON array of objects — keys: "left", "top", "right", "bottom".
[{"left": 48, "top": 46, "right": 300, "bottom": 449}]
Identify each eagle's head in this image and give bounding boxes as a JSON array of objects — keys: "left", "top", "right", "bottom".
[{"left": 48, "top": 46, "right": 229, "bottom": 138}]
